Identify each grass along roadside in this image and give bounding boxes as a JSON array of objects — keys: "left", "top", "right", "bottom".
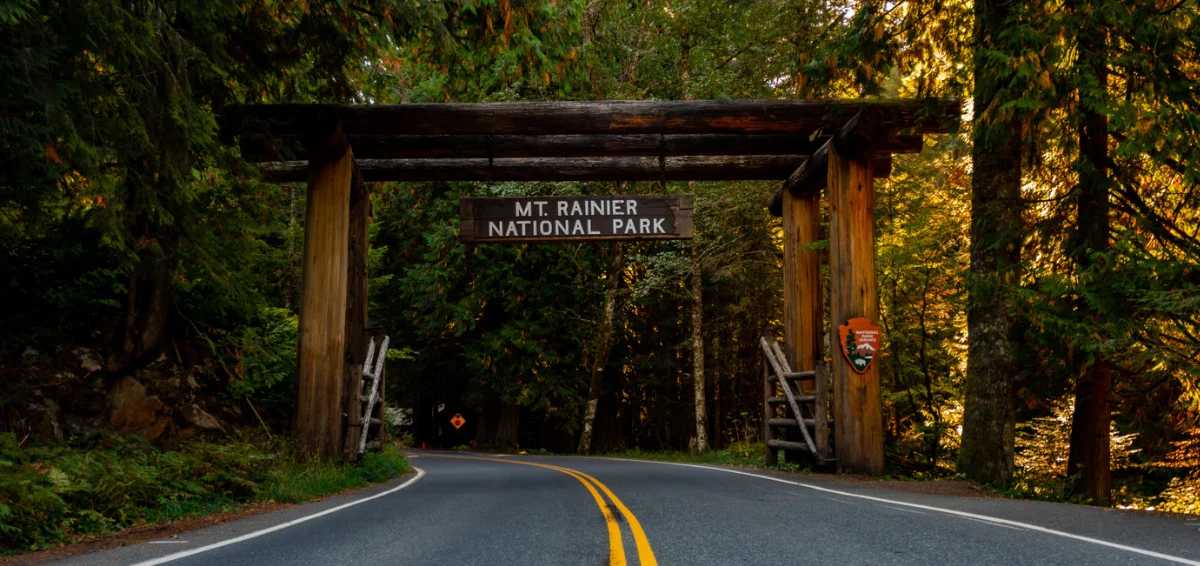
[
  {"left": 0, "top": 432, "right": 411, "bottom": 556},
  {"left": 597, "top": 441, "right": 809, "bottom": 472}
]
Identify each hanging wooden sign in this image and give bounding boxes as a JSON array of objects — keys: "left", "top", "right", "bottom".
[
  {"left": 459, "top": 195, "right": 693, "bottom": 243},
  {"left": 838, "top": 317, "right": 882, "bottom": 374}
]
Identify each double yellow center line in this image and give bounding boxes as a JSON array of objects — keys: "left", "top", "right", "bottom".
[{"left": 427, "top": 455, "right": 656, "bottom": 566}]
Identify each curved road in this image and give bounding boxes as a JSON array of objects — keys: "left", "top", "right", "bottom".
[{"left": 55, "top": 453, "right": 1200, "bottom": 566}]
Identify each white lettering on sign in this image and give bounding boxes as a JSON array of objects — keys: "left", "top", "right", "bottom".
[
  {"left": 535, "top": 199, "right": 648, "bottom": 217},
  {"left": 492, "top": 216, "right": 672, "bottom": 238},
  {"left": 463, "top": 195, "right": 689, "bottom": 242}
]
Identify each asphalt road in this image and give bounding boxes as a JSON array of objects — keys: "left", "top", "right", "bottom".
[{"left": 54, "top": 453, "right": 1200, "bottom": 566}]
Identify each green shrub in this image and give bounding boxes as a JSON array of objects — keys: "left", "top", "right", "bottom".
[
  {"left": 221, "top": 307, "right": 299, "bottom": 411},
  {"left": 258, "top": 444, "right": 411, "bottom": 503},
  {"left": 0, "top": 433, "right": 275, "bottom": 552},
  {"left": 0, "top": 434, "right": 411, "bottom": 554}
]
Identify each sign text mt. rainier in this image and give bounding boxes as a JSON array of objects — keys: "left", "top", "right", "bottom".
[{"left": 460, "top": 195, "right": 693, "bottom": 243}]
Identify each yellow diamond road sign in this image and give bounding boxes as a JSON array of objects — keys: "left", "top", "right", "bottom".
[{"left": 450, "top": 413, "right": 466, "bottom": 430}]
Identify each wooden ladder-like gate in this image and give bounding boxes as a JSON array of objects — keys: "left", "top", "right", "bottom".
[
  {"left": 356, "top": 333, "right": 390, "bottom": 455},
  {"left": 760, "top": 336, "right": 832, "bottom": 465}
]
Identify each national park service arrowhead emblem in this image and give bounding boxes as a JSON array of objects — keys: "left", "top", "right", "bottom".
[{"left": 839, "top": 317, "right": 882, "bottom": 374}]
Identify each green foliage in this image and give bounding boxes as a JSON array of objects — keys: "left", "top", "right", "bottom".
[
  {"left": 0, "top": 0, "right": 447, "bottom": 364},
  {"left": 258, "top": 444, "right": 411, "bottom": 504},
  {"left": 221, "top": 308, "right": 299, "bottom": 410},
  {"left": 0, "top": 433, "right": 272, "bottom": 551},
  {"left": 0, "top": 434, "right": 411, "bottom": 553},
  {"left": 391, "top": 1, "right": 585, "bottom": 101},
  {"left": 1009, "top": 401, "right": 1139, "bottom": 503},
  {"left": 372, "top": 182, "right": 607, "bottom": 433}
]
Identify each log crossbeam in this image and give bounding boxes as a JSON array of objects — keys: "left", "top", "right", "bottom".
[
  {"left": 224, "top": 99, "right": 958, "bottom": 185},
  {"left": 241, "top": 133, "right": 924, "bottom": 163},
  {"left": 260, "top": 155, "right": 815, "bottom": 183},
  {"left": 224, "top": 99, "right": 962, "bottom": 138}
]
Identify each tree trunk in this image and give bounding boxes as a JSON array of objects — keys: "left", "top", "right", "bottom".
[
  {"left": 106, "top": 253, "right": 175, "bottom": 374},
  {"left": 959, "top": 0, "right": 1024, "bottom": 487},
  {"left": 680, "top": 24, "right": 708, "bottom": 454},
  {"left": 496, "top": 404, "right": 521, "bottom": 449},
  {"left": 283, "top": 184, "right": 299, "bottom": 311},
  {"left": 578, "top": 242, "right": 624, "bottom": 453},
  {"left": 690, "top": 244, "right": 708, "bottom": 453},
  {"left": 1067, "top": 6, "right": 1112, "bottom": 501},
  {"left": 1069, "top": 361, "right": 1112, "bottom": 499},
  {"left": 712, "top": 336, "right": 721, "bottom": 449},
  {"left": 476, "top": 395, "right": 500, "bottom": 447}
]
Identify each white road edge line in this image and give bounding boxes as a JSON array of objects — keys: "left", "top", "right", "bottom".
[
  {"left": 130, "top": 467, "right": 427, "bottom": 566},
  {"left": 594, "top": 458, "right": 1200, "bottom": 566},
  {"left": 881, "top": 504, "right": 926, "bottom": 515},
  {"left": 965, "top": 517, "right": 1022, "bottom": 531}
]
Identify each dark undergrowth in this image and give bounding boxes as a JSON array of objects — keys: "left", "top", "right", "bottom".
[{"left": 0, "top": 433, "right": 411, "bottom": 555}]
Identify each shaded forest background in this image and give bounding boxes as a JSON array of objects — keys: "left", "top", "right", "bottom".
[{"left": 2, "top": 0, "right": 1199, "bottom": 513}]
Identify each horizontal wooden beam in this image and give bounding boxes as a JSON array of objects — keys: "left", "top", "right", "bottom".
[
  {"left": 260, "top": 156, "right": 809, "bottom": 184},
  {"left": 766, "top": 439, "right": 813, "bottom": 453},
  {"left": 242, "top": 134, "right": 818, "bottom": 162},
  {"left": 241, "top": 133, "right": 926, "bottom": 162},
  {"left": 226, "top": 99, "right": 962, "bottom": 138}
]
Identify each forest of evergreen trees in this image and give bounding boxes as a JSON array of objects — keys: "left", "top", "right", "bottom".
[{"left": 2, "top": 0, "right": 1199, "bottom": 515}]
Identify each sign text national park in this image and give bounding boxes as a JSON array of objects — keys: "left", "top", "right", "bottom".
[{"left": 460, "top": 195, "right": 693, "bottom": 243}]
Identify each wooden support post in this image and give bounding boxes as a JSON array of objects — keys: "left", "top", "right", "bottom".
[
  {"left": 782, "top": 191, "right": 824, "bottom": 374},
  {"left": 295, "top": 144, "right": 354, "bottom": 460},
  {"left": 827, "top": 143, "right": 884, "bottom": 475},
  {"left": 342, "top": 166, "right": 370, "bottom": 459}
]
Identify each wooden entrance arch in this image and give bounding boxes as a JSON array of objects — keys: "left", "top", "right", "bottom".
[{"left": 224, "top": 99, "right": 961, "bottom": 472}]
